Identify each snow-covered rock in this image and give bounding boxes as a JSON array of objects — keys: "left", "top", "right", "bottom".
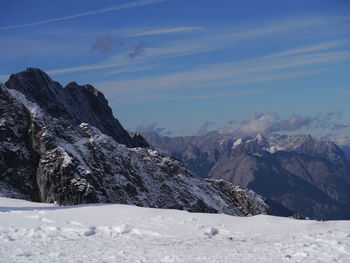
[{"left": 0, "top": 69, "right": 268, "bottom": 216}]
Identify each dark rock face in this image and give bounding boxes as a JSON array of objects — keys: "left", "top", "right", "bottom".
[
  {"left": 142, "top": 131, "right": 350, "bottom": 220},
  {"left": 5, "top": 68, "right": 141, "bottom": 148},
  {"left": 0, "top": 88, "right": 39, "bottom": 201},
  {"left": 130, "top": 133, "right": 149, "bottom": 148},
  {"left": 0, "top": 70, "right": 268, "bottom": 216}
]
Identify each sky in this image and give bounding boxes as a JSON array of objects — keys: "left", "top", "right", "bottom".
[{"left": 0, "top": 0, "right": 350, "bottom": 140}]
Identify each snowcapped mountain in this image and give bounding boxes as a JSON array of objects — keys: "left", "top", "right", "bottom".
[
  {"left": 142, "top": 131, "right": 350, "bottom": 220},
  {"left": 0, "top": 68, "right": 268, "bottom": 216}
]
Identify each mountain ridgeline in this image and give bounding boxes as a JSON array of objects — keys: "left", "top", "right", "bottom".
[
  {"left": 5, "top": 68, "right": 147, "bottom": 148},
  {"left": 0, "top": 68, "right": 269, "bottom": 216},
  {"left": 141, "top": 131, "right": 350, "bottom": 220}
]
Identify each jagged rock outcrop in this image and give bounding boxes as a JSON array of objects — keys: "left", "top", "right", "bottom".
[
  {"left": 5, "top": 68, "right": 146, "bottom": 148},
  {"left": 142, "top": 131, "right": 350, "bottom": 220},
  {"left": 0, "top": 69, "right": 268, "bottom": 216}
]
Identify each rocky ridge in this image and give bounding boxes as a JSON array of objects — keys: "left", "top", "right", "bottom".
[{"left": 0, "top": 68, "right": 268, "bottom": 216}]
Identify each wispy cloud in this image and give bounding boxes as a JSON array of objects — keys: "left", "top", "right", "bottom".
[
  {"left": 223, "top": 111, "right": 350, "bottom": 137},
  {"left": 95, "top": 47, "right": 350, "bottom": 94},
  {"left": 128, "top": 42, "right": 146, "bottom": 59},
  {"left": 312, "top": 111, "right": 350, "bottom": 130},
  {"left": 39, "top": 16, "right": 348, "bottom": 77},
  {"left": 198, "top": 121, "right": 215, "bottom": 135},
  {"left": 0, "top": 0, "right": 166, "bottom": 31},
  {"left": 46, "top": 63, "right": 125, "bottom": 75},
  {"left": 109, "top": 88, "right": 261, "bottom": 105},
  {"left": 102, "top": 64, "right": 156, "bottom": 76},
  {"left": 135, "top": 122, "right": 172, "bottom": 135},
  {"left": 126, "top": 27, "right": 203, "bottom": 37},
  {"left": 225, "top": 113, "right": 312, "bottom": 136},
  {"left": 262, "top": 39, "right": 350, "bottom": 58},
  {"left": 90, "top": 35, "right": 123, "bottom": 54}
]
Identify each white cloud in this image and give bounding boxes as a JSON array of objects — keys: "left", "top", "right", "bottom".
[
  {"left": 225, "top": 113, "right": 312, "bottom": 136},
  {"left": 125, "top": 27, "right": 203, "bottom": 37}
]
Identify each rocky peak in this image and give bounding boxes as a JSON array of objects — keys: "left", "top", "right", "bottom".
[{"left": 5, "top": 68, "right": 143, "bottom": 148}]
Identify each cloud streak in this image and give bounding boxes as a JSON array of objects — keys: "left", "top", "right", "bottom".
[
  {"left": 108, "top": 88, "right": 261, "bottom": 105},
  {"left": 126, "top": 27, "right": 203, "bottom": 37},
  {"left": 33, "top": 16, "right": 340, "bottom": 76},
  {"left": 96, "top": 47, "right": 350, "bottom": 94},
  {"left": 0, "top": 0, "right": 166, "bottom": 31}
]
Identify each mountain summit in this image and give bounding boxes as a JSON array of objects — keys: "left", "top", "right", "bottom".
[{"left": 5, "top": 68, "right": 146, "bottom": 148}]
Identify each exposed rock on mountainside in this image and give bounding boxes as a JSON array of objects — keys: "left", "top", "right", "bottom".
[
  {"left": 0, "top": 68, "right": 268, "bottom": 216},
  {"left": 142, "top": 131, "right": 350, "bottom": 220},
  {"left": 5, "top": 68, "right": 146, "bottom": 148}
]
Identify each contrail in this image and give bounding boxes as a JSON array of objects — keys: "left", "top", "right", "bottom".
[{"left": 0, "top": 0, "right": 166, "bottom": 31}]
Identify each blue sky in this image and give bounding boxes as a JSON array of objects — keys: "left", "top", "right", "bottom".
[{"left": 1, "top": 0, "right": 350, "bottom": 139}]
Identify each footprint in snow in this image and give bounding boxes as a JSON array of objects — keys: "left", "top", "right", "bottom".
[{"left": 84, "top": 226, "right": 97, "bottom": 236}]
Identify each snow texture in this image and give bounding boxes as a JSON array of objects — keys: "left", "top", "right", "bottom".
[{"left": 0, "top": 197, "right": 349, "bottom": 263}]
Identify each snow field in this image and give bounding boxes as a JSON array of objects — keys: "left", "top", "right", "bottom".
[{"left": 0, "top": 197, "right": 349, "bottom": 263}]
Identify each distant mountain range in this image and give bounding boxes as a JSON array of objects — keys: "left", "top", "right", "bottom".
[
  {"left": 0, "top": 68, "right": 268, "bottom": 217},
  {"left": 142, "top": 131, "right": 350, "bottom": 220}
]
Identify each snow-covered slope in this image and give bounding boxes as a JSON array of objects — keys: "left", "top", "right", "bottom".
[
  {"left": 0, "top": 197, "right": 349, "bottom": 263},
  {"left": 0, "top": 69, "right": 268, "bottom": 216}
]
